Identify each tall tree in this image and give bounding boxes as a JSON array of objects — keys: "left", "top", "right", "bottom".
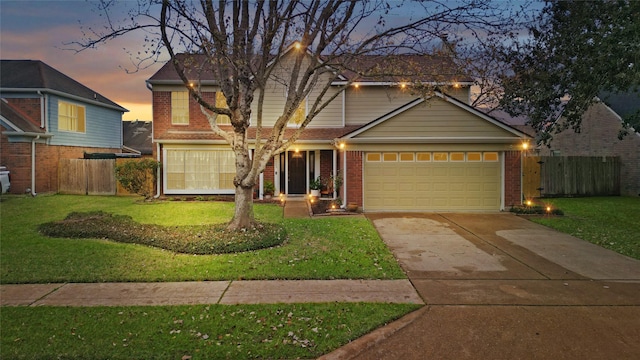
[
  {"left": 78, "top": 0, "right": 527, "bottom": 230},
  {"left": 500, "top": 0, "right": 640, "bottom": 144}
]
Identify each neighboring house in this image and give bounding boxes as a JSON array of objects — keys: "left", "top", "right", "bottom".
[
  {"left": 122, "top": 120, "right": 153, "bottom": 156},
  {"left": 0, "top": 60, "right": 127, "bottom": 194},
  {"left": 492, "top": 94, "right": 640, "bottom": 197},
  {"left": 147, "top": 50, "right": 529, "bottom": 211}
]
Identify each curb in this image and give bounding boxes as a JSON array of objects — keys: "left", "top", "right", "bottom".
[{"left": 317, "top": 305, "right": 428, "bottom": 360}]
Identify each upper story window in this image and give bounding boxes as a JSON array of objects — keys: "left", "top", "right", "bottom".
[
  {"left": 58, "top": 101, "right": 86, "bottom": 133},
  {"left": 171, "top": 91, "right": 189, "bottom": 125},
  {"left": 215, "top": 91, "right": 231, "bottom": 125}
]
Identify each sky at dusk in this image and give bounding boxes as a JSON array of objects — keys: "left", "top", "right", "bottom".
[
  {"left": 1, "top": 0, "right": 539, "bottom": 122},
  {"left": 1, "top": 0, "right": 163, "bottom": 121}
]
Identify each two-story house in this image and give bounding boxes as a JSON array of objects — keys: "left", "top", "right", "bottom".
[
  {"left": 147, "top": 50, "right": 529, "bottom": 211},
  {"left": 0, "top": 60, "right": 127, "bottom": 194}
]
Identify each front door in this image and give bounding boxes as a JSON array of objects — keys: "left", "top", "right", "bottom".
[{"left": 288, "top": 151, "right": 307, "bottom": 194}]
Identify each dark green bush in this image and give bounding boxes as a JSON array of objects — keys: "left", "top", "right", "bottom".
[
  {"left": 39, "top": 211, "right": 287, "bottom": 254},
  {"left": 115, "top": 159, "right": 160, "bottom": 199},
  {"left": 510, "top": 205, "right": 564, "bottom": 216}
]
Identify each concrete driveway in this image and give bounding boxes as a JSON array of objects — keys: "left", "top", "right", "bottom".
[{"left": 343, "top": 213, "right": 640, "bottom": 359}]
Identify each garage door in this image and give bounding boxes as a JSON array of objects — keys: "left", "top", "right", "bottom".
[{"left": 363, "top": 151, "right": 501, "bottom": 211}]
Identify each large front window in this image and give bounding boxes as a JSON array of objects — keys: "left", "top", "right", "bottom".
[
  {"left": 166, "top": 149, "right": 235, "bottom": 192},
  {"left": 171, "top": 91, "right": 189, "bottom": 125},
  {"left": 58, "top": 101, "right": 86, "bottom": 132}
]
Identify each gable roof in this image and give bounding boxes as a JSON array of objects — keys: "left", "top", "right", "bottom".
[
  {"left": 340, "top": 91, "right": 529, "bottom": 143},
  {"left": 147, "top": 51, "right": 470, "bottom": 86},
  {"left": 0, "top": 60, "right": 127, "bottom": 112}
]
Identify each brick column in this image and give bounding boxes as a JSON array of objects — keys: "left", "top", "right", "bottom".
[
  {"left": 504, "top": 150, "right": 522, "bottom": 207},
  {"left": 345, "top": 151, "right": 363, "bottom": 206}
]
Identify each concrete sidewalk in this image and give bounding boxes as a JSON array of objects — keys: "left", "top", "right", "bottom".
[{"left": 0, "top": 279, "right": 422, "bottom": 307}]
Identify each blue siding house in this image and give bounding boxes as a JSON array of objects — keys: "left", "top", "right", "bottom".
[{"left": 0, "top": 60, "right": 128, "bottom": 194}]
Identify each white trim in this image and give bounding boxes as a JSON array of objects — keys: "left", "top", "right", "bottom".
[
  {"left": 500, "top": 152, "right": 506, "bottom": 211},
  {"left": 344, "top": 137, "right": 525, "bottom": 144},
  {"left": 2, "top": 87, "right": 128, "bottom": 112},
  {"left": 331, "top": 81, "right": 474, "bottom": 87}
]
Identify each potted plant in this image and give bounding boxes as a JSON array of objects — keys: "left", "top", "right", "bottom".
[
  {"left": 264, "top": 180, "right": 275, "bottom": 199},
  {"left": 309, "top": 176, "right": 323, "bottom": 197}
]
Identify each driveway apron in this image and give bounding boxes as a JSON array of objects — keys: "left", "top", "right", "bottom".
[{"left": 345, "top": 213, "right": 640, "bottom": 360}]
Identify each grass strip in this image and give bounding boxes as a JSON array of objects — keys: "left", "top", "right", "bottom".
[
  {"left": 1, "top": 303, "right": 421, "bottom": 359},
  {"left": 529, "top": 196, "right": 639, "bottom": 260}
]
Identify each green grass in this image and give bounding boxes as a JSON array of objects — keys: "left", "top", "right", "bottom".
[
  {"left": 0, "top": 195, "right": 405, "bottom": 283},
  {"left": 529, "top": 197, "right": 640, "bottom": 260},
  {"left": 1, "top": 303, "right": 421, "bottom": 359}
]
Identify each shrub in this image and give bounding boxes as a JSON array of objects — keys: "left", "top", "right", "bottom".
[
  {"left": 115, "top": 159, "right": 160, "bottom": 199},
  {"left": 510, "top": 205, "right": 564, "bottom": 216},
  {"left": 39, "top": 211, "right": 287, "bottom": 255}
]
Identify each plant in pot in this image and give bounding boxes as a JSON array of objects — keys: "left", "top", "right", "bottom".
[
  {"left": 309, "top": 177, "right": 323, "bottom": 197},
  {"left": 264, "top": 180, "right": 275, "bottom": 199}
]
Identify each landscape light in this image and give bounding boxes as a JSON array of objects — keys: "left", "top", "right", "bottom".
[
  {"left": 546, "top": 206, "right": 551, "bottom": 213},
  {"left": 526, "top": 200, "right": 532, "bottom": 207}
]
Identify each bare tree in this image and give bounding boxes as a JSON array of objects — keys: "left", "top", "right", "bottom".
[{"left": 77, "top": 0, "right": 528, "bottom": 230}]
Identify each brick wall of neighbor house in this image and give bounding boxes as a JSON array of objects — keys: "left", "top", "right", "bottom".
[
  {"left": 6, "top": 98, "right": 42, "bottom": 126},
  {"left": 344, "top": 151, "right": 363, "bottom": 207},
  {"left": 538, "top": 103, "right": 640, "bottom": 196},
  {"left": 1, "top": 132, "right": 118, "bottom": 194},
  {"left": 504, "top": 150, "right": 522, "bottom": 207}
]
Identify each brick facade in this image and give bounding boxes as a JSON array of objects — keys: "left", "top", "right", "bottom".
[
  {"left": 5, "top": 98, "right": 42, "bottom": 126},
  {"left": 344, "top": 151, "right": 363, "bottom": 207},
  {"left": 504, "top": 150, "right": 522, "bottom": 207},
  {"left": 538, "top": 102, "right": 640, "bottom": 196},
  {"left": 1, "top": 130, "right": 118, "bottom": 194}
]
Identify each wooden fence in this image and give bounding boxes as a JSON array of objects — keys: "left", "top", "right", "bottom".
[
  {"left": 59, "top": 159, "right": 117, "bottom": 195},
  {"left": 59, "top": 158, "right": 153, "bottom": 196},
  {"left": 523, "top": 156, "right": 620, "bottom": 197}
]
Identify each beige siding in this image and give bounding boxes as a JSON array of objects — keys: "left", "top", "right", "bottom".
[
  {"left": 345, "top": 87, "right": 416, "bottom": 125},
  {"left": 442, "top": 86, "right": 471, "bottom": 104},
  {"left": 355, "top": 97, "right": 516, "bottom": 138},
  {"left": 306, "top": 86, "right": 343, "bottom": 127}
]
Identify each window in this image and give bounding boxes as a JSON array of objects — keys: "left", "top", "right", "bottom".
[
  {"left": 166, "top": 149, "right": 235, "bottom": 191},
  {"left": 399, "top": 153, "right": 415, "bottom": 162},
  {"left": 215, "top": 92, "right": 230, "bottom": 125},
  {"left": 383, "top": 153, "right": 398, "bottom": 162},
  {"left": 467, "top": 152, "right": 482, "bottom": 162},
  {"left": 58, "top": 101, "right": 85, "bottom": 132},
  {"left": 366, "top": 153, "right": 381, "bottom": 162},
  {"left": 450, "top": 152, "right": 465, "bottom": 162},
  {"left": 433, "top": 152, "right": 448, "bottom": 162},
  {"left": 171, "top": 91, "right": 189, "bottom": 125},
  {"left": 483, "top": 152, "right": 499, "bottom": 162},
  {"left": 290, "top": 99, "right": 306, "bottom": 125},
  {"left": 416, "top": 152, "right": 431, "bottom": 162}
]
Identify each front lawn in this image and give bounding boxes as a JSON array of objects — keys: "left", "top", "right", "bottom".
[
  {"left": 1, "top": 303, "right": 421, "bottom": 359},
  {"left": 530, "top": 196, "right": 640, "bottom": 260},
  {"left": 0, "top": 195, "right": 405, "bottom": 283}
]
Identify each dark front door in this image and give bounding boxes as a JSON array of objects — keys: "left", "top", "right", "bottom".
[{"left": 288, "top": 151, "right": 306, "bottom": 194}]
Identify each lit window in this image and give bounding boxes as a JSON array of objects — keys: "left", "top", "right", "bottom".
[
  {"left": 366, "top": 153, "right": 381, "bottom": 162},
  {"left": 383, "top": 153, "right": 398, "bottom": 162},
  {"left": 166, "top": 149, "right": 235, "bottom": 191},
  {"left": 433, "top": 152, "right": 448, "bottom": 162},
  {"left": 416, "top": 153, "right": 431, "bottom": 162},
  {"left": 171, "top": 91, "right": 189, "bottom": 125},
  {"left": 399, "top": 153, "right": 415, "bottom": 162},
  {"left": 467, "top": 152, "right": 482, "bottom": 161},
  {"left": 58, "top": 101, "right": 85, "bottom": 133},
  {"left": 215, "top": 91, "right": 230, "bottom": 125},
  {"left": 483, "top": 152, "right": 499, "bottom": 162},
  {"left": 290, "top": 99, "right": 306, "bottom": 125},
  {"left": 450, "top": 152, "right": 465, "bottom": 162}
]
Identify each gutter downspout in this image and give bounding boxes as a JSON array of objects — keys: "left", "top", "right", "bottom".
[
  {"left": 31, "top": 135, "right": 40, "bottom": 196},
  {"left": 154, "top": 142, "right": 161, "bottom": 199},
  {"left": 37, "top": 91, "right": 45, "bottom": 129}
]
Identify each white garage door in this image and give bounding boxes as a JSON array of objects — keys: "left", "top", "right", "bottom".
[{"left": 363, "top": 151, "right": 501, "bottom": 211}]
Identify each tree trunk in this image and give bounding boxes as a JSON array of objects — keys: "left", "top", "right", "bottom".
[{"left": 227, "top": 185, "right": 256, "bottom": 230}]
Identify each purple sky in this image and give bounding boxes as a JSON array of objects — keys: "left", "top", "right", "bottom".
[
  {"left": 1, "top": 0, "right": 162, "bottom": 121},
  {"left": 1, "top": 1, "right": 539, "bottom": 122}
]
